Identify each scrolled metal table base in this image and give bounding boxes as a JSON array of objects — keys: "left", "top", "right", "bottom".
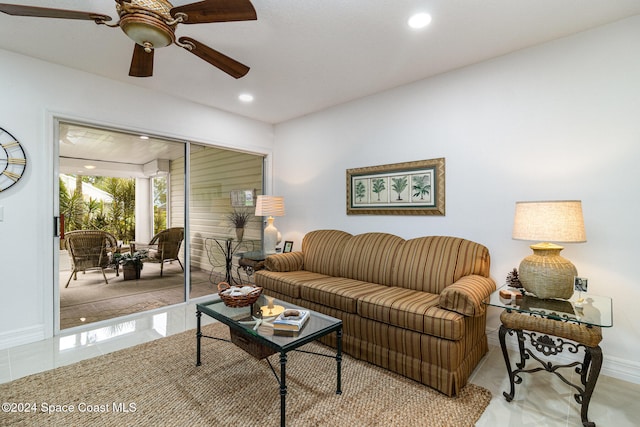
[{"left": 499, "top": 324, "right": 602, "bottom": 427}]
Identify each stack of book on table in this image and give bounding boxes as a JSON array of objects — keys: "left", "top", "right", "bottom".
[{"left": 272, "top": 309, "right": 310, "bottom": 336}]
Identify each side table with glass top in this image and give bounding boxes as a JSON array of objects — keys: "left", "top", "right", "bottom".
[
  {"left": 485, "top": 287, "right": 613, "bottom": 427},
  {"left": 204, "top": 237, "right": 260, "bottom": 284},
  {"left": 237, "top": 250, "right": 267, "bottom": 283}
]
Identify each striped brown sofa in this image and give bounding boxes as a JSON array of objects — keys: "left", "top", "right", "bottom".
[{"left": 255, "top": 229, "right": 496, "bottom": 396}]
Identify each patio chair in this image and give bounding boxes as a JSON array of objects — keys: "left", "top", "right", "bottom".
[
  {"left": 64, "top": 230, "right": 118, "bottom": 288},
  {"left": 144, "top": 227, "right": 185, "bottom": 277}
]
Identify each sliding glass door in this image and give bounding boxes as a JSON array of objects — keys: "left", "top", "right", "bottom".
[{"left": 56, "top": 120, "right": 264, "bottom": 330}]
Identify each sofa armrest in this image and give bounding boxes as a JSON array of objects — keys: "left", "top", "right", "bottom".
[
  {"left": 264, "top": 251, "right": 304, "bottom": 272},
  {"left": 439, "top": 275, "right": 496, "bottom": 317}
]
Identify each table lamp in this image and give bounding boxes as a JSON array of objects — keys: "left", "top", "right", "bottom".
[
  {"left": 512, "top": 200, "right": 586, "bottom": 299},
  {"left": 255, "top": 195, "right": 285, "bottom": 254}
]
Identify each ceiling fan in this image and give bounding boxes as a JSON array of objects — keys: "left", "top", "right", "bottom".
[{"left": 0, "top": 0, "right": 256, "bottom": 78}]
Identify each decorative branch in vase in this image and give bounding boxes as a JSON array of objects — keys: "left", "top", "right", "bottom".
[{"left": 227, "top": 208, "right": 251, "bottom": 241}]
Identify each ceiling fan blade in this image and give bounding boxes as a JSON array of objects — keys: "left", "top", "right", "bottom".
[
  {"left": 129, "top": 44, "right": 154, "bottom": 77},
  {"left": 178, "top": 37, "right": 249, "bottom": 79},
  {"left": 0, "top": 3, "right": 111, "bottom": 21},
  {"left": 171, "top": 0, "right": 256, "bottom": 24}
]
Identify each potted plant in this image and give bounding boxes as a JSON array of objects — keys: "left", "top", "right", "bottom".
[
  {"left": 114, "top": 251, "right": 146, "bottom": 280},
  {"left": 227, "top": 208, "right": 251, "bottom": 241}
]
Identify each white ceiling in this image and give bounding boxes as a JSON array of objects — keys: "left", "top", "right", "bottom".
[
  {"left": 58, "top": 122, "right": 186, "bottom": 177},
  {"left": 1, "top": 1, "right": 640, "bottom": 124}
]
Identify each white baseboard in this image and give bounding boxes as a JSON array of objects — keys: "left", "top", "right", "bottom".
[
  {"left": 487, "top": 328, "right": 640, "bottom": 385},
  {"left": 0, "top": 325, "right": 47, "bottom": 351},
  {"left": 599, "top": 353, "right": 640, "bottom": 384}
]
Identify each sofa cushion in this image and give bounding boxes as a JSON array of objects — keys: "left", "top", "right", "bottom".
[
  {"left": 302, "top": 230, "right": 353, "bottom": 276},
  {"left": 339, "top": 232, "right": 404, "bottom": 286},
  {"left": 391, "top": 236, "right": 492, "bottom": 294},
  {"left": 254, "top": 270, "right": 331, "bottom": 299},
  {"left": 357, "top": 287, "right": 465, "bottom": 340},
  {"left": 300, "top": 277, "right": 388, "bottom": 314}
]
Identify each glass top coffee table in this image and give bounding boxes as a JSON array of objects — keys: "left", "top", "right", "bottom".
[{"left": 195, "top": 294, "right": 343, "bottom": 427}]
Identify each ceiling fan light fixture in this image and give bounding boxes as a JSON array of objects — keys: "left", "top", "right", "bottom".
[
  {"left": 0, "top": 0, "right": 256, "bottom": 78},
  {"left": 120, "top": 14, "right": 175, "bottom": 52}
]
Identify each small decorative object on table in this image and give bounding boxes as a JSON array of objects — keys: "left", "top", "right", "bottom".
[
  {"left": 574, "top": 276, "right": 588, "bottom": 308},
  {"left": 260, "top": 295, "right": 285, "bottom": 318},
  {"left": 272, "top": 309, "right": 310, "bottom": 335},
  {"left": 506, "top": 268, "right": 522, "bottom": 288},
  {"left": 499, "top": 268, "right": 524, "bottom": 304},
  {"left": 499, "top": 288, "right": 523, "bottom": 305},
  {"left": 217, "top": 281, "right": 262, "bottom": 307}
]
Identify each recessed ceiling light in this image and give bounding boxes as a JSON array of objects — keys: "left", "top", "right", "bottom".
[
  {"left": 139, "top": 135, "right": 149, "bottom": 140},
  {"left": 408, "top": 12, "right": 432, "bottom": 29},
  {"left": 84, "top": 165, "right": 96, "bottom": 170},
  {"left": 239, "top": 93, "right": 254, "bottom": 103}
]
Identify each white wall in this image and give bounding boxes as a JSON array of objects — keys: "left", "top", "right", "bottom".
[
  {"left": 0, "top": 49, "right": 274, "bottom": 348},
  {"left": 273, "top": 16, "right": 640, "bottom": 382}
]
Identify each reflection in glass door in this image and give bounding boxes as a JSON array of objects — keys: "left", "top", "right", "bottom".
[{"left": 188, "top": 144, "right": 264, "bottom": 298}]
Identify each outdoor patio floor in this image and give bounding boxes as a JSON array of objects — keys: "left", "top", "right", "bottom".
[{"left": 59, "top": 261, "right": 223, "bottom": 330}]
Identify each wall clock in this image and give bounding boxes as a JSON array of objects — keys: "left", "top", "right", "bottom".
[{"left": 0, "top": 126, "right": 27, "bottom": 192}]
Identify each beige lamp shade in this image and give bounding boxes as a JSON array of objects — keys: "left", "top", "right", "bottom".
[
  {"left": 512, "top": 200, "right": 586, "bottom": 299},
  {"left": 513, "top": 200, "right": 586, "bottom": 243},
  {"left": 255, "top": 196, "right": 285, "bottom": 254},
  {"left": 254, "top": 196, "right": 286, "bottom": 217}
]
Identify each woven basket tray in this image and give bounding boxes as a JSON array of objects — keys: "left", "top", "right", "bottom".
[
  {"left": 217, "top": 282, "right": 262, "bottom": 308},
  {"left": 230, "top": 328, "right": 277, "bottom": 359}
]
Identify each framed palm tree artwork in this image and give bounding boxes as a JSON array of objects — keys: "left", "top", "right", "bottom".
[{"left": 346, "top": 158, "right": 445, "bottom": 215}]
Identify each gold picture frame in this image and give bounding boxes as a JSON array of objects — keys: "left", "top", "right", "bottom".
[{"left": 346, "top": 158, "right": 445, "bottom": 215}]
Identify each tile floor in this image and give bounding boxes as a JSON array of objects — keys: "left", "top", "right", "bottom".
[{"left": 1, "top": 303, "right": 638, "bottom": 426}]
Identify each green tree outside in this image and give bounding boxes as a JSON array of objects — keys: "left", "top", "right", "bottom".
[
  {"left": 60, "top": 175, "right": 136, "bottom": 242},
  {"left": 153, "top": 176, "right": 167, "bottom": 234}
]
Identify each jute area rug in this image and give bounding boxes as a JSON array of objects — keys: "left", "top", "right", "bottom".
[{"left": 0, "top": 323, "right": 491, "bottom": 427}]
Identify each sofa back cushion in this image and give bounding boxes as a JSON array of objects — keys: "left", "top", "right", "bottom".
[
  {"left": 339, "top": 232, "right": 405, "bottom": 285},
  {"left": 391, "top": 236, "right": 491, "bottom": 294},
  {"left": 302, "top": 230, "right": 353, "bottom": 276}
]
